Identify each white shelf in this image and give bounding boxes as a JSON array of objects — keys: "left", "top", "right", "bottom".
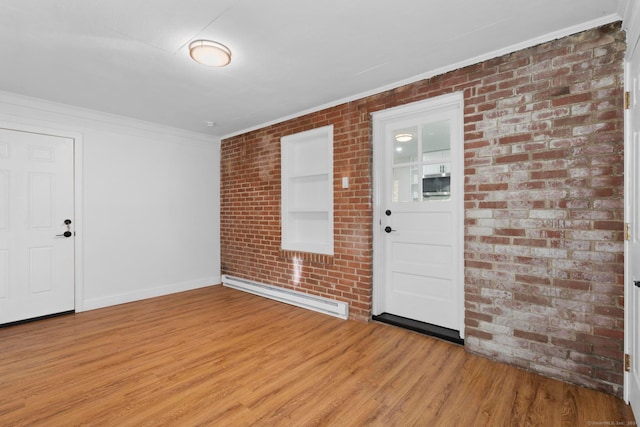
[
  {"left": 281, "top": 125, "right": 333, "bottom": 255},
  {"left": 288, "top": 172, "right": 328, "bottom": 179},
  {"left": 286, "top": 208, "right": 330, "bottom": 213}
]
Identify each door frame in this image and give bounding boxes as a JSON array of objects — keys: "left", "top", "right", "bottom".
[
  {"left": 371, "top": 91, "right": 465, "bottom": 336},
  {"left": 0, "top": 121, "right": 84, "bottom": 313},
  {"left": 625, "top": 0, "right": 640, "bottom": 406}
]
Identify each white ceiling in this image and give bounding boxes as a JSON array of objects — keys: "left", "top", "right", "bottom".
[{"left": 0, "top": 0, "right": 628, "bottom": 137}]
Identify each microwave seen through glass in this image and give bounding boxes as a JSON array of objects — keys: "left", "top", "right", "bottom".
[{"left": 422, "top": 173, "right": 450, "bottom": 198}]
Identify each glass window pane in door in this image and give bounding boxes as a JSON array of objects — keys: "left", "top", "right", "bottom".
[
  {"left": 392, "top": 166, "right": 420, "bottom": 203},
  {"left": 422, "top": 120, "right": 450, "bottom": 160},
  {"left": 421, "top": 120, "right": 452, "bottom": 200}
]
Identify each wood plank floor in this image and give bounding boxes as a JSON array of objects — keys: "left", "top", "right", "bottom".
[{"left": 0, "top": 285, "right": 635, "bottom": 426}]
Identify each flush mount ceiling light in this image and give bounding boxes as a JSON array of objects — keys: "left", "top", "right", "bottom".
[
  {"left": 189, "top": 40, "right": 231, "bottom": 67},
  {"left": 395, "top": 133, "right": 413, "bottom": 143}
]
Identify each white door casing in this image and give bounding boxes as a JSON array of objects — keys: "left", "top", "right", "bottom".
[
  {"left": 373, "top": 92, "right": 464, "bottom": 335},
  {"left": 0, "top": 127, "right": 77, "bottom": 324},
  {"left": 625, "top": 36, "right": 640, "bottom": 410}
]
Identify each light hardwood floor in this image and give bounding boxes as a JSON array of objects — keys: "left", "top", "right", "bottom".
[{"left": 0, "top": 285, "right": 635, "bottom": 426}]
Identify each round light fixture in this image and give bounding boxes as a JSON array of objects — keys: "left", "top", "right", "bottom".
[
  {"left": 189, "top": 40, "right": 231, "bottom": 67},
  {"left": 395, "top": 133, "right": 413, "bottom": 143}
]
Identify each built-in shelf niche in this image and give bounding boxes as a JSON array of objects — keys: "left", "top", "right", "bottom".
[{"left": 281, "top": 125, "right": 333, "bottom": 255}]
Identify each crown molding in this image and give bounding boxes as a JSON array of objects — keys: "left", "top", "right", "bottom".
[
  {"left": 222, "top": 14, "right": 622, "bottom": 140},
  {"left": 0, "top": 90, "right": 219, "bottom": 144}
]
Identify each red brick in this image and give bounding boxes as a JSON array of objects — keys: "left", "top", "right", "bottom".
[
  {"left": 498, "top": 134, "right": 533, "bottom": 145},
  {"left": 495, "top": 153, "right": 529, "bottom": 164},
  {"left": 514, "top": 329, "right": 549, "bottom": 343},
  {"left": 530, "top": 170, "right": 568, "bottom": 180}
]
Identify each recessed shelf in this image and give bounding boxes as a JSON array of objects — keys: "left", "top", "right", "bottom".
[
  {"left": 281, "top": 125, "right": 333, "bottom": 255},
  {"left": 288, "top": 172, "right": 329, "bottom": 180},
  {"left": 286, "top": 209, "right": 330, "bottom": 214}
]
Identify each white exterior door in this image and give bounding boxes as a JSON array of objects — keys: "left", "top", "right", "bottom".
[
  {"left": 0, "top": 128, "right": 75, "bottom": 324},
  {"left": 373, "top": 93, "right": 464, "bottom": 335}
]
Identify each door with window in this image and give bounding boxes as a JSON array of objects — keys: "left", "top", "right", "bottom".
[
  {"left": 373, "top": 94, "right": 464, "bottom": 336},
  {"left": 0, "top": 128, "right": 75, "bottom": 324}
]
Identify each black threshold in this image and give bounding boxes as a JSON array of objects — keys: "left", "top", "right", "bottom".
[
  {"left": 1, "top": 310, "right": 75, "bottom": 328},
  {"left": 373, "top": 312, "right": 464, "bottom": 345}
]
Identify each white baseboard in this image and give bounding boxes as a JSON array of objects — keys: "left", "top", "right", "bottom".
[{"left": 81, "top": 276, "right": 221, "bottom": 312}]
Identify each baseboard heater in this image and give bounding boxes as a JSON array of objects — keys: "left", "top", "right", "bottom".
[{"left": 222, "top": 275, "right": 349, "bottom": 320}]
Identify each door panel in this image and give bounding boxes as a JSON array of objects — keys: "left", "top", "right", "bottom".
[
  {"left": 627, "top": 51, "right": 640, "bottom": 410},
  {"left": 374, "top": 94, "right": 464, "bottom": 334},
  {"left": 30, "top": 173, "right": 55, "bottom": 227},
  {"left": 386, "top": 203, "right": 457, "bottom": 329},
  {"left": 30, "top": 247, "right": 54, "bottom": 294},
  {"left": 0, "top": 250, "right": 7, "bottom": 298},
  {"left": 392, "top": 272, "right": 452, "bottom": 299},
  {"left": 0, "top": 128, "right": 74, "bottom": 324},
  {"left": 0, "top": 171, "right": 7, "bottom": 228}
]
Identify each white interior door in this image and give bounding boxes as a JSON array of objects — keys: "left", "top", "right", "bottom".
[
  {"left": 0, "top": 128, "right": 75, "bottom": 324},
  {"left": 373, "top": 93, "right": 464, "bottom": 335}
]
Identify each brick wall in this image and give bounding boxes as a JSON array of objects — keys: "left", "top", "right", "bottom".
[
  {"left": 220, "top": 103, "right": 374, "bottom": 320},
  {"left": 221, "top": 23, "right": 626, "bottom": 396}
]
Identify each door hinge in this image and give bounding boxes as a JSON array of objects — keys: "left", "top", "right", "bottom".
[
  {"left": 625, "top": 91, "right": 631, "bottom": 110},
  {"left": 626, "top": 223, "right": 631, "bottom": 241},
  {"left": 626, "top": 353, "right": 631, "bottom": 372}
]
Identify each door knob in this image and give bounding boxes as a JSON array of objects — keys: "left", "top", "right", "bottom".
[
  {"left": 56, "top": 231, "right": 72, "bottom": 238},
  {"left": 384, "top": 226, "right": 396, "bottom": 233}
]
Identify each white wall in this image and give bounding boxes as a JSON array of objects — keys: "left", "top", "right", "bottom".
[{"left": 0, "top": 91, "right": 220, "bottom": 311}]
